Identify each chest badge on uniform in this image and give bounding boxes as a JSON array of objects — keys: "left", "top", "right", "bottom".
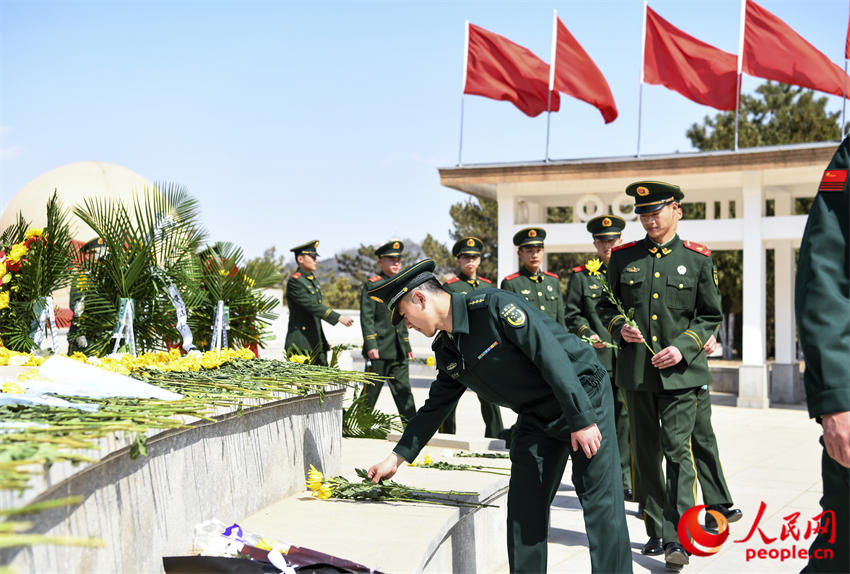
[
  {"left": 589, "top": 284, "right": 599, "bottom": 290},
  {"left": 447, "top": 362, "right": 457, "bottom": 371},
  {"left": 626, "top": 266, "right": 640, "bottom": 273},
  {"left": 677, "top": 265, "right": 687, "bottom": 275},
  {"left": 521, "top": 289, "right": 530, "bottom": 295},
  {"left": 500, "top": 303, "right": 527, "bottom": 327}
]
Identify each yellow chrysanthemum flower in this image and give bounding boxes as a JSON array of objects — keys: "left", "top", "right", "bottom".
[
  {"left": 306, "top": 464, "right": 324, "bottom": 492},
  {"left": 289, "top": 354, "right": 309, "bottom": 364},
  {"left": 408, "top": 459, "right": 418, "bottom": 467},
  {"left": 423, "top": 454, "right": 433, "bottom": 466},
  {"left": 586, "top": 258, "right": 603, "bottom": 276},
  {"left": 425, "top": 356, "right": 436, "bottom": 367},
  {"left": 1, "top": 382, "right": 24, "bottom": 394},
  {"left": 0, "top": 291, "right": 9, "bottom": 310},
  {"left": 24, "top": 228, "right": 44, "bottom": 239},
  {"left": 315, "top": 484, "right": 333, "bottom": 500},
  {"left": 7, "top": 243, "right": 28, "bottom": 262}
]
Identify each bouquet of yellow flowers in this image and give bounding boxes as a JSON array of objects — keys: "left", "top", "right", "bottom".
[{"left": 585, "top": 258, "right": 655, "bottom": 355}]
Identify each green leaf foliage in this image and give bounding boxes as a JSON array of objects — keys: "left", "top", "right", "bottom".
[
  {"left": 0, "top": 192, "right": 76, "bottom": 351},
  {"left": 70, "top": 183, "right": 207, "bottom": 355}
]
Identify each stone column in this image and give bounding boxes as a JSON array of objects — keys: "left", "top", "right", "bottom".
[
  {"left": 497, "top": 188, "right": 515, "bottom": 285},
  {"left": 770, "top": 193, "right": 802, "bottom": 403},
  {"left": 738, "top": 173, "right": 769, "bottom": 408}
]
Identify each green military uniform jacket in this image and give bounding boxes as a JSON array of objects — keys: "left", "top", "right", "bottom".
[
  {"left": 284, "top": 270, "right": 339, "bottom": 353},
  {"left": 565, "top": 263, "right": 616, "bottom": 373},
  {"left": 596, "top": 235, "right": 722, "bottom": 392},
  {"left": 393, "top": 289, "right": 606, "bottom": 462},
  {"left": 500, "top": 267, "right": 565, "bottom": 326},
  {"left": 442, "top": 272, "right": 493, "bottom": 293},
  {"left": 796, "top": 139, "right": 850, "bottom": 419},
  {"left": 360, "top": 273, "right": 412, "bottom": 360}
]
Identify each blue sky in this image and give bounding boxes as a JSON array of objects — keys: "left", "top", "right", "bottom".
[{"left": 1, "top": 0, "right": 847, "bottom": 260}]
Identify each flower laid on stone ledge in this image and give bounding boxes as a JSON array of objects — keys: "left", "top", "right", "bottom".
[
  {"left": 454, "top": 451, "right": 510, "bottom": 459},
  {"left": 305, "top": 467, "right": 496, "bottom": 508},
  {"left": 408, "top": 454, "right": 510, "bottom": 477}
]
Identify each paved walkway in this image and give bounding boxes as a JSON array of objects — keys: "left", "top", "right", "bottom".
[{"left": 371, "top": 376, "right": 824, "bottom": 573}]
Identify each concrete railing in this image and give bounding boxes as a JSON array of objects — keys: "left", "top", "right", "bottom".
[{"left": 1, "top": 389, "right": 344, "bottom": 574}]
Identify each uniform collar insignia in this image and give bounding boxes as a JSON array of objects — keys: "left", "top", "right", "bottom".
[{"left": 648, "top": 246, "right": 658, "bottom": 254}]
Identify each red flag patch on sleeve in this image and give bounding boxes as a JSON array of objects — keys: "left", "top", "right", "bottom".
[{"left": 818, "top": 169, "right": 848, "bottom": 192}]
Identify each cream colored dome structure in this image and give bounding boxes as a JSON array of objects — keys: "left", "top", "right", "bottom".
[{"left": 1, "top": 161, "right": 153, "bottom": 239}]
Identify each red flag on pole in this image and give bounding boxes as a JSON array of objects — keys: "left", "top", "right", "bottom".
[
  {"left": 550, "top": 16, "right": 618, "bottom": 123},
  {"left": 643, "top": 6, "right": 737, "bottom": 110},
  {"left": 743, "top": 0, "right": 850, "bottom": 98},
  {"left": 463, "top": 23, "right": 559, "bottom": 117}
]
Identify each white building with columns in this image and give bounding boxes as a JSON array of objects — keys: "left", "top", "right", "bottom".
[{"left": 439, "top": 141, "right": 839, "bottom": 409}]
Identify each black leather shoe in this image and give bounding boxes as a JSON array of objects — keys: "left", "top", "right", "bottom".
[
  {"left": 664, "top": 542, "right": 689, "bottom": 569},
  {"left": 624, "top": 488, "right": 634, "bottom": 502},
  {"left": 705, "top": 505, "right": 744, "bottom": 531},
  {"left": 642, "top": 537, "right": 664, "bottom": 556}
]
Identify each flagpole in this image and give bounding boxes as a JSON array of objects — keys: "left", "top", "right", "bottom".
[
  {"left": 545, "top": 10, "right": 558, "bottom": 162},
  {"left": 458, "top": 21, "right": 470, "bottom": 166},
  {"left": 734, "top": 0, "right": 746, "bottom": 151},
  {"left": 842, "top": 59, "right": 847, "bottom": 138},
  {"left": 637, "top": 0, "right": 647, "bottom": 157}
]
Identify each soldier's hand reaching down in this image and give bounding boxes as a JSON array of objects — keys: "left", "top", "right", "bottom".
[
  {"left": 368, "top": 452, "right": 405, "bottom": 483},
  {"left": 366, "top": 349, "right": 380, "bottom": 360},
  {"left": 571, "top": 423, "right": 602, "bottom": 458},
  {"left": 339, "top": 315, "right": 354, "bottom": 327}
]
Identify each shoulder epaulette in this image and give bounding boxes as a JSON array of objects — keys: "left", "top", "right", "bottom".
[
  {"left": 572, "top": 265, "right": 587, "bottom": 273},
  {"left": 503, "top": 272, "right": 521, "bottom": 281},
  {"left": 543, "top": 270, "right": 559, "bottom": 278},
  {"left": 612, "top": 241, "right": 638, "bottom": 252},
  {"left": 819, "top": 169, "right": 847, "bottom": 192},
  {"left": 683, "top": 240, "right": 711, "bottom": 256},
  {"left": 478, "top": 276, "right": 492, "bottom": 284},
  {"left": 444, "top": 277, "right": 460, "bottom": 284},
  {"left": 368, "top": 274, "right": 382, "bottom": 282},
  {"left": 292, "top": 272, "right": 301, "bottom": 279}
]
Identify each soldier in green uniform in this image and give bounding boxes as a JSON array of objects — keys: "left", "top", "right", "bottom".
[
  {"left": 564, "top": 214, "right": 633, "bottom": 502},
  {"left": 596, "top": 182, "right": 722, "bottom": 570},
  {"left": 501, "top": 227, "right": 566, "bottom": 326},
  {"left": 366, "top": 260, "right": 632, "bottom": 574},
  {"left": 796, "top": 137, "right": 850, "bottom": 573},
  {"left": 440, "top": 237, "right": 504, "bottom": 437},
  {"left": 284, "top": 240, "right": 354, "bottom": 366},
  {"left": 360, "top": 240, "right": 416, "bottom": 422}
]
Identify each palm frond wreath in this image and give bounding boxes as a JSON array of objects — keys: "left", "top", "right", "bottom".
[
  {"left": 189, "top": 242, "right": 280, "bottom": 351},
  {"left": 69, "top": 184, "right": 206, "bottom": 356},
  {"left": 0, "top": 192, "right": 75, "bottom": 352}
]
